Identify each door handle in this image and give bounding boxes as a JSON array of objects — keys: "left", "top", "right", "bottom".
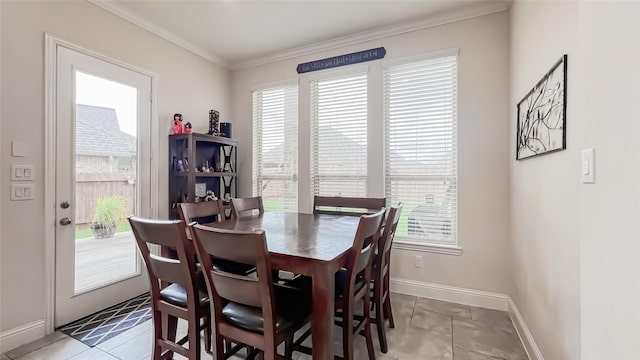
[
  {"left": 60, "top": 201, "right": 70, "bottom": 209},
  {"left": 59, "top": 217, "right": 72, "bottom": 226}
]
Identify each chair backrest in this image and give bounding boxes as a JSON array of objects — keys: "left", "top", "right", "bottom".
[
  {"left": 190, "top": 224, "right": 276, "bottom": 334},
  {"left": 178, "top": 199, "right": 225, "bottom": 224},
  {"left": 128, "top": 216, "right": 198, "bottom": 305},
  {"left": 375, "top": 203, "right": 404, "bottom": 276},
  {"left": 313, "top": 196, "right": 386, "bottom": 217},
  {"left": 345, "top": 209, "right": 386, "bottom": 295},
  {"left": 230, "top": 196, "right": 264, "bottom": 219}
]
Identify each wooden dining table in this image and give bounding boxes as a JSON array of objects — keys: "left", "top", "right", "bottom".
[{"left": 204, "top": 211, "right": 360, "bottom": 360}]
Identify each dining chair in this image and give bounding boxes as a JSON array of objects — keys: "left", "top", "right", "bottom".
[
  {"left": 178, "top": 199, "right": 226, "bottom": 225},
  {"left": 190, "top": 224, "right": 311, "bottom": 360},
  {"left": 128, "top": 216, "right": 210, "bottom": 360},
  {"left": 313, "top": 196, "right": 386, "bottom": 217},
  {"left": 230, "top": 196, "right": 264, "bottom": 219},
  {"left": 229, "top": 196, "right": 296, "bottom": 282},
  {"left": 371, "top": 202, "right": 403, "bottom": 353},
  {"left": 179, "top": 200, "right": 256, "bottom": 277},
  {"left": 334, "top": 208, "right": 385, "bottom": 360},
  {"left": 291, "top": 208, "right": 385, "bottom": 360}
]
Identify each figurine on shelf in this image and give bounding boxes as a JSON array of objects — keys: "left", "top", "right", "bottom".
[
  {"left": 172, "top": 113, "right": 183, "bottom": 134},
  {"left": 204, "top": 190, "right": 217, "bottom": 202},
  {"left": 208, "top": 110, "right": 220, "bottom": 136},
  {"left": 184, "top": 122, "right": 192, "bottom": 134},
  {"left": 176, "top": 159, "right": 185, "bottom": 172}
]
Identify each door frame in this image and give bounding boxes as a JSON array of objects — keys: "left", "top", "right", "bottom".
[{"left": 44, "top": 34, "right": 159, "bottom": 334}]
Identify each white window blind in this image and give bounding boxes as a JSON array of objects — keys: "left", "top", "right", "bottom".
[
  {"left": 310, "top": 73, "right": 368, "bottom": 198},
  {"left": 384, "top": 56, "right": 458, "bottom": 246},
  {"left": 252, "top": 85, "right": 298, "bottom": 212}
]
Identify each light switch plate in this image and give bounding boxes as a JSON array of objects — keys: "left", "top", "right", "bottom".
[
  {"left": 581, "top": 148, "right": 595, "bottom": 183},
  {"left": 11, "top": 165, "right": 34, "bottom": 181},
  {"left": 11, "top": 183, "right": 34, "bottom": 200}
]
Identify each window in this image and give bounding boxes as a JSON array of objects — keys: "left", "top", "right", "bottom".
[
  {"left": 252, "top": 84, "right": 298, "bottom": 212},
  {"left": 384, "top": 55, "right": 458, "bottom": 247},
  {"left": 310, "top": 73, "right": 368, "bottom": 197}
]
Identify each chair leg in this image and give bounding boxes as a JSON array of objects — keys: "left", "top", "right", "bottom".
[
  {"left": 383, "top": 293, "right": 395, "bottom": 329},
  {"left": 188, "top": 313, "right": 201, "bottom": 360},
  {"left": 342, "top": 305, "right": 354, "bottom": 360},
  {"left": 362, "top": 296, "right": 376, "bottom": 360},
  {"left": 384, "top": 273, "right": 395, "bottom": 328},
  {"left": 372, "top": 276, "right": 388, "bottom": 353},
  {"left": 203, "top": 315, "right": 212, "bottom": 353},
  {"left": 165, "top": 315, "right": 178, "bottom": 359},
  {"left": 374, "top": 293, "right": 388, "bottom": 353},
  {"left": 151, "top": 311, "right": 164, "bottom": 360},
  {"left": 264, "top": 348, "right": 276, "bottom": 360},
  {"left": 212, "top": 331, "right": 225, "bottom": 360}
]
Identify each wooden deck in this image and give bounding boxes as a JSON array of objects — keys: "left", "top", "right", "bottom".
[{"left": 74, "top": 232, "right": 140, "bottom": 293}]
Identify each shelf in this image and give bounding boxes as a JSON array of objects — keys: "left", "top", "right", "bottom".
[
  {"left": 169, "top": 132, "right": 237, "bottom": 219},
  {"left": 171, "top": 172, "right": 237, "bottom": 177},
  {"left": 169, "top": 133, "right": 237, "bottom": 146},
  {"left": 195, "top": 172, "right": 237, "bottom": 177}
]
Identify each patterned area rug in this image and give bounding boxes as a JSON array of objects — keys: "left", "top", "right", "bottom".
[{"left": 59, "top": 293, "right": 152, "bottom": 347}]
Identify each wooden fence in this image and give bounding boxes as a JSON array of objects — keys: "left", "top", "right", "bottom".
[{"left": 75, "top": 173, "right": 136, "bottom": 225}]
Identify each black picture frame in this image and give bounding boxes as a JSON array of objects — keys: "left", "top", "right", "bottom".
[{"left": 516, "top": 54, "right": 567, "bottom": 160}]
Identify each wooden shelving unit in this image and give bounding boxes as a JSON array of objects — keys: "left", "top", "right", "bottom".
[{"left": 168, "top": 133, "right": 237, "bottom": 219}]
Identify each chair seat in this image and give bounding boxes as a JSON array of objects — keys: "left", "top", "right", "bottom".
[
  {"left": 222, "top": 284, "right": 310, "bottom": 334},
  {"left": 160, "top": 283, "right": 209, "bottom": 307},
  {"left": 213, "top": 259, "right": 257, "bottom": 276}
]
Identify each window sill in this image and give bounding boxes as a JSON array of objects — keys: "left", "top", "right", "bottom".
[{"left": 392, "top": 241, "right": 463, "bottom": 256}]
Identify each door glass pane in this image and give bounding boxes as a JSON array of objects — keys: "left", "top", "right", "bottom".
[{"left": 74, "top": 71, "right": 139, "bottom": 294}]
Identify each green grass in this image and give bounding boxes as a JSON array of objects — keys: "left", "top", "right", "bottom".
[
  {"left": 263, "top": 198, "right": 285, "bottom": 211},
  {"left": 75, "top": 222, "right": 131, "bottom": 240}
]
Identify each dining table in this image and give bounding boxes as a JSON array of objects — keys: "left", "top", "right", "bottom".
[{"left": 204, "top": 210, "right": 360, "bottom": 360}]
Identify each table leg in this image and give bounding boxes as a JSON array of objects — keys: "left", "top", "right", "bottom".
[{"left": 311, "top": 266, "right": 335, "bottom": 360}]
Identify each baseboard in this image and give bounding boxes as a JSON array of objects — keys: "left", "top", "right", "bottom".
[
  {"left": 0, "top": 320, "right": 45, "bottom": 353},
  {"left": 509, "top": 298, "right": 545, "bottom": 360},
  {"left": 389, "top": 278, "right": 510, "bottom": 311}
]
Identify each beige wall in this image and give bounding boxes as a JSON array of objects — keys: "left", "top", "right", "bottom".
[
  {"left": 510, "top": 2, "right": 580, "bottom": 359},
  {"left": 0, "top": 0, "right": 229, "bottom": 339},
  {"left": 576, "top": 2, "right": 640, "bottom": 359},
  {"left": 511, "top": 1, "right": 640, "bottom": 359},
  {"left": 231, "top": 12, "right": 512, "bottom": 295}
]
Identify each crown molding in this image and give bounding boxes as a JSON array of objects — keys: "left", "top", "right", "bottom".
[
  {"left": 88, "top": 0, "right": 230, "bottom": 69},
  {"left": 89, "top": 0, "right": 508, "bottom": 72},
  {"left": 231, "top": 1, "right": 510, "bottom": 71}
]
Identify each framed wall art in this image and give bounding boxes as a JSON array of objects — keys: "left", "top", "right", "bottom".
[{"left": 516, "top": 54, "right": 567, "bottom": 160}]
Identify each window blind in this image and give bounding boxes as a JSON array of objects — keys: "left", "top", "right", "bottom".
[
  {"left": 310, "top": 73, "right": 368, "bottom": 198},
  {"left": 252, "top": 85, "right": 298, "bottom": 212},
  {"left": 384, "top": 56, "right": 458, "bottom": 246}
]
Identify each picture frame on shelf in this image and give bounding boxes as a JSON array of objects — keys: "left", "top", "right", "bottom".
[{"left": 195, "top": 183, "right": 206, "bottom": 198}]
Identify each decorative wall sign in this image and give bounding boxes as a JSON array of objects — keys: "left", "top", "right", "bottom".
[
  {"left": 516, "top": 54, "right": 567, "bottom": 160},
  {"left": 296, "top": 47, "right": 386, "bottom": 74}
]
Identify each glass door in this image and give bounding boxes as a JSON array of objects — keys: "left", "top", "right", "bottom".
[{"left": 55, "top": 45, "right": 153, "bottom": 327}]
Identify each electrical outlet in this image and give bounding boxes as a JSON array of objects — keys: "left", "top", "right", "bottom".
[{"left": 414, "top": 255, "right": 424, "bottom": 268}]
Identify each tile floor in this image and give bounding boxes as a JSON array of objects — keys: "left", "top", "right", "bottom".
[{"left": 2, "top": 293, "right": 528, "bottom": 360}]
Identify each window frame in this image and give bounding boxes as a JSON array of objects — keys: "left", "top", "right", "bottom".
[
  {"left": 381, "top": 50, "right": 462, "bottom": 254},
  {"left": 309, "top": 67, "right": 370, "bottom": 200},
  {"left": 251, "top": 79, "right": 299, "bottom": 213}
]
